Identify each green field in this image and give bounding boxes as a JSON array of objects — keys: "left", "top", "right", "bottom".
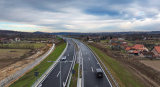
[
  {"left": 69, "top": 63, "right": 79, "bottom": 87},
  {"left": 0, "top": 43, "right": 46, "bottom": 49},
  {"left": 100, "top": 40, "right": 109, "bottom": 43},
  {"left": 26, "top": 38, "right": 50, "bottom": 41},
  {"left": 10, "top": 43, "right": 66, "bottom": 87},
  {"left": 88, "top": 45, "right": 144, "bottom": 87}
]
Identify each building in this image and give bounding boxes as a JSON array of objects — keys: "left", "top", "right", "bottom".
[
  {"left": 139, "top": 52, "right": 154, "bottom": 58},
  {"left": 125, "top": 44, "right": 149, "bottom": 55},
  {"left": 151, "top": 46, "right": 160, "bottom": 59},
  {"left": 15, "top": 37, "right": 21, "bottom": 41}
]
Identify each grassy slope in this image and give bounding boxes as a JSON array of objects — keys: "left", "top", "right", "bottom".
[
  {"left": 88, "top": 45, "right": 144, "bottom": 87},
  {"left": 69, "top": 63, "right": 79, "bottom": 87},
  {"left": 10, "top": 43, "right": 66, "bottom": 87}
]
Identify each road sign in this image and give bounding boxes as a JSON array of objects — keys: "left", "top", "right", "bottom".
[
  {"left": 35, "top": 71, "right": 39, "bottom": 77},
  {"left": 72, "top": 69, "right": 75, "bottom": 74}
]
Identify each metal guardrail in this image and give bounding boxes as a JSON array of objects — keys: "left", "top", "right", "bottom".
[
  {"left": 32, "top": 42, "right": 68, "bottom": 87},
  {"left": 87, "top": 45, "right": 119, "bottom": 87},
  {"left": 0, "top": 44, "right": 55, "bottom": 87}
]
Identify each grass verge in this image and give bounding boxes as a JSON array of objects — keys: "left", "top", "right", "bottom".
[
  {"left": 69, "top": 63, "right": 79, "bottom": 87},
  {"left": 88, "top": 45, "right": 144, "bottom": 87},
  {"left": 9, "top": 43, "right": 66, "bottom": 87}
]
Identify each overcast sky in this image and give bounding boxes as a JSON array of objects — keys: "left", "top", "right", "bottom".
[{"left": 0, "top": 0, "right": 160, "bottom": 32}]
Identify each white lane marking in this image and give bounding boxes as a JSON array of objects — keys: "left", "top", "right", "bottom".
[
  {"left": 63, "top": 82, "right": 66, "bottom": 87},
  {"left": 88, "top": 58, "right": 90, "bottom": 60},
  {"left": 86, "top": 52, "right": 87, "bottom": 54},
  {"left": 57, "top": 71, "right": 60, "bottom": 77},
  {"left": 68, "top": 54, "right": 69, "bottom": 56},
  {"left": 91, "top": 67, "right": 94, "bottom": 72},
  {"left": 38, "top": 84, "right": 42, "bottom": 87}
]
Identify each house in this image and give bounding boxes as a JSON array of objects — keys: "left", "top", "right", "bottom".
[
  {"left": 125, "top": 44, "right": 148, "bottom": 55},
  {"left": 120, "top": 43, "right": 128, "bottom": 49},
  {"left": 132, "top": 44, "right": 149, "bottom": 52},
  {"left": 139, "top": 52, "right": 154, "bottom": 58},
  {"left": 15, "top": 37, "right": 21, "bottom": 41},
  {"left": 125, "top": 46, "right": 132, "bottom": 52},
  {"left": 9, "top": 39, "right": 13, "bottom": 42},
  {"left": 151, "top": 46, "right": 160, "bottom": 59},
  {"left": 109, "top": 39, "right": 117, "bottom": 43}
]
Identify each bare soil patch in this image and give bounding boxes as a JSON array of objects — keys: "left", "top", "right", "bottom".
[
  {"left": 140, "top": 60, "right": 160, "bottom": 72},
  {"left": 0, "top": 44, "right": 51, "bottom": 82}
]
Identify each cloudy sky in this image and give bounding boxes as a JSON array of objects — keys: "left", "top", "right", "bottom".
[{"left": 0, "top": 0, "right": 160, "bottom": 32}]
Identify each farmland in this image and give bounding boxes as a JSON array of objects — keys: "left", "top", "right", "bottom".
[
  {"left": 0, "top": 49, "right": 30, "bottom": 59},
  {"left": 0, "top": 43, "right": 46, "bottom": 49}
]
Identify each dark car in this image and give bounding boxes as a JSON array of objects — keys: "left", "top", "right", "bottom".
[
  {"left": 95, "top": 68, "right": 103, "bottom": 78},
  {"left": 61, "top": 56, "right": 66, "bottom": 61}
]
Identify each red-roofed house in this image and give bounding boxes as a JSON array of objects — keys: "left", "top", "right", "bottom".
[
  {"left": 132, "top": 44, "right": 148, "bottom": 52},
  {"left": 120, "top": 43, "right": 128, "bottom": 49},
  {"left": 109, "top": 39, "right": 117, "bottom": 43},
  {"left": 125, "top": 44, "right": 148, "bottom": 55},
  {"left": 151, "top": 46, "right": 160, "bottom": 58}
]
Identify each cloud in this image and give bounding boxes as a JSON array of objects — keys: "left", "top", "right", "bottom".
[{"left": 0, "top": 0, "right": 160, "bottom": 32}]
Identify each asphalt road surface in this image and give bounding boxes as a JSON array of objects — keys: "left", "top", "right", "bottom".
[
  {"left": 74, "top": 39, "right": 112, "bottom": 87},
  {"left": 39, "top": 38, "right": 75, "bottom": 87}
]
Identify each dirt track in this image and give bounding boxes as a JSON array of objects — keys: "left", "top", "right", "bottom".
[{"left": 88, "top": 42, "right": 160, "bottom": 87}]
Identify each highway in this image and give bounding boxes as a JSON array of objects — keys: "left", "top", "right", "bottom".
[
  {"left": 39, "top": 38, "right": 75, "bottom": 87},
  {"left": 74, "top": 39, "right": 112, "bottom": 87}
]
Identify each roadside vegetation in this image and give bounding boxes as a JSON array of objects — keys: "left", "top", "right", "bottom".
[
  {"left": 88, "top": 45, "right": 144, "bottom": 87},
  {"left": 10, "top": 42, "right": 66, "bottom": 87},
  {"left": 57, "top": 36, "right": 62, "bottom": 40},
  {"left": 69, "top": 63, "right": 79, "bottom": 87}
]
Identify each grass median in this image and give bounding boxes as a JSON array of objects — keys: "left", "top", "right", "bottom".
[
  {"left": 88, "top": 45, "right": 144, "bottom": 87},
  {"left": 10, "top": 43, "right": 66, "bottom": 87},
  {"left": 69, "top": 63, "right": 79, "bottom": 87}
]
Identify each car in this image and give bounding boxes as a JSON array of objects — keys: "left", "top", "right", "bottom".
[
  {"left": 61, "top": 56, "right": 66, "bottom": 61},
  {"left": 95, "top": 68, "right": 103, "bottom": 78}
]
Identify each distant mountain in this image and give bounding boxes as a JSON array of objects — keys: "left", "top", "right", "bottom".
[
  {"left": 0, "top": 29, "right": 160, "bottom": 35},
  {"left": 0, "top": 30, "right": 29, "bottom": 34},
  {"left": 33, "top": 31, "right": 45, "bottom": 34}
]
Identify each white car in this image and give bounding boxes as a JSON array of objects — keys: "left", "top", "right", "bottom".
[{"left": 61, "top": 56, "right": 66, "bottom": 61}]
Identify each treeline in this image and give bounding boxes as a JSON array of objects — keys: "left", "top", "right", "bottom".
[{"left": 0, "top": 44, "right": 34, "bottom": 49}]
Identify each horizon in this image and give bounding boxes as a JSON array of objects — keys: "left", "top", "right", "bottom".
[{"left": 0, "top": 0, "right": 160, "bottom": 32}]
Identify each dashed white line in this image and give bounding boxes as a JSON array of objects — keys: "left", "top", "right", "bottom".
[
  {"left": 91, "top": 67, "right": 94, "bottom": 72},
  {"left": 86, "top": 52, "right": 87, "bottom": 54},
  {"left": 88, "top": 58, "right": 90, "bottom": 60},
  {"left": 57, "top": 71, "right": 60, "bottom": 77},
  {"left": 68, "top": 54, "right": 69, "bottom": 56}
]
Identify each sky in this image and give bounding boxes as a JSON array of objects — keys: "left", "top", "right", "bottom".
[{"left": 0, "top": 0, "right": 160, "bottom": 32}]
